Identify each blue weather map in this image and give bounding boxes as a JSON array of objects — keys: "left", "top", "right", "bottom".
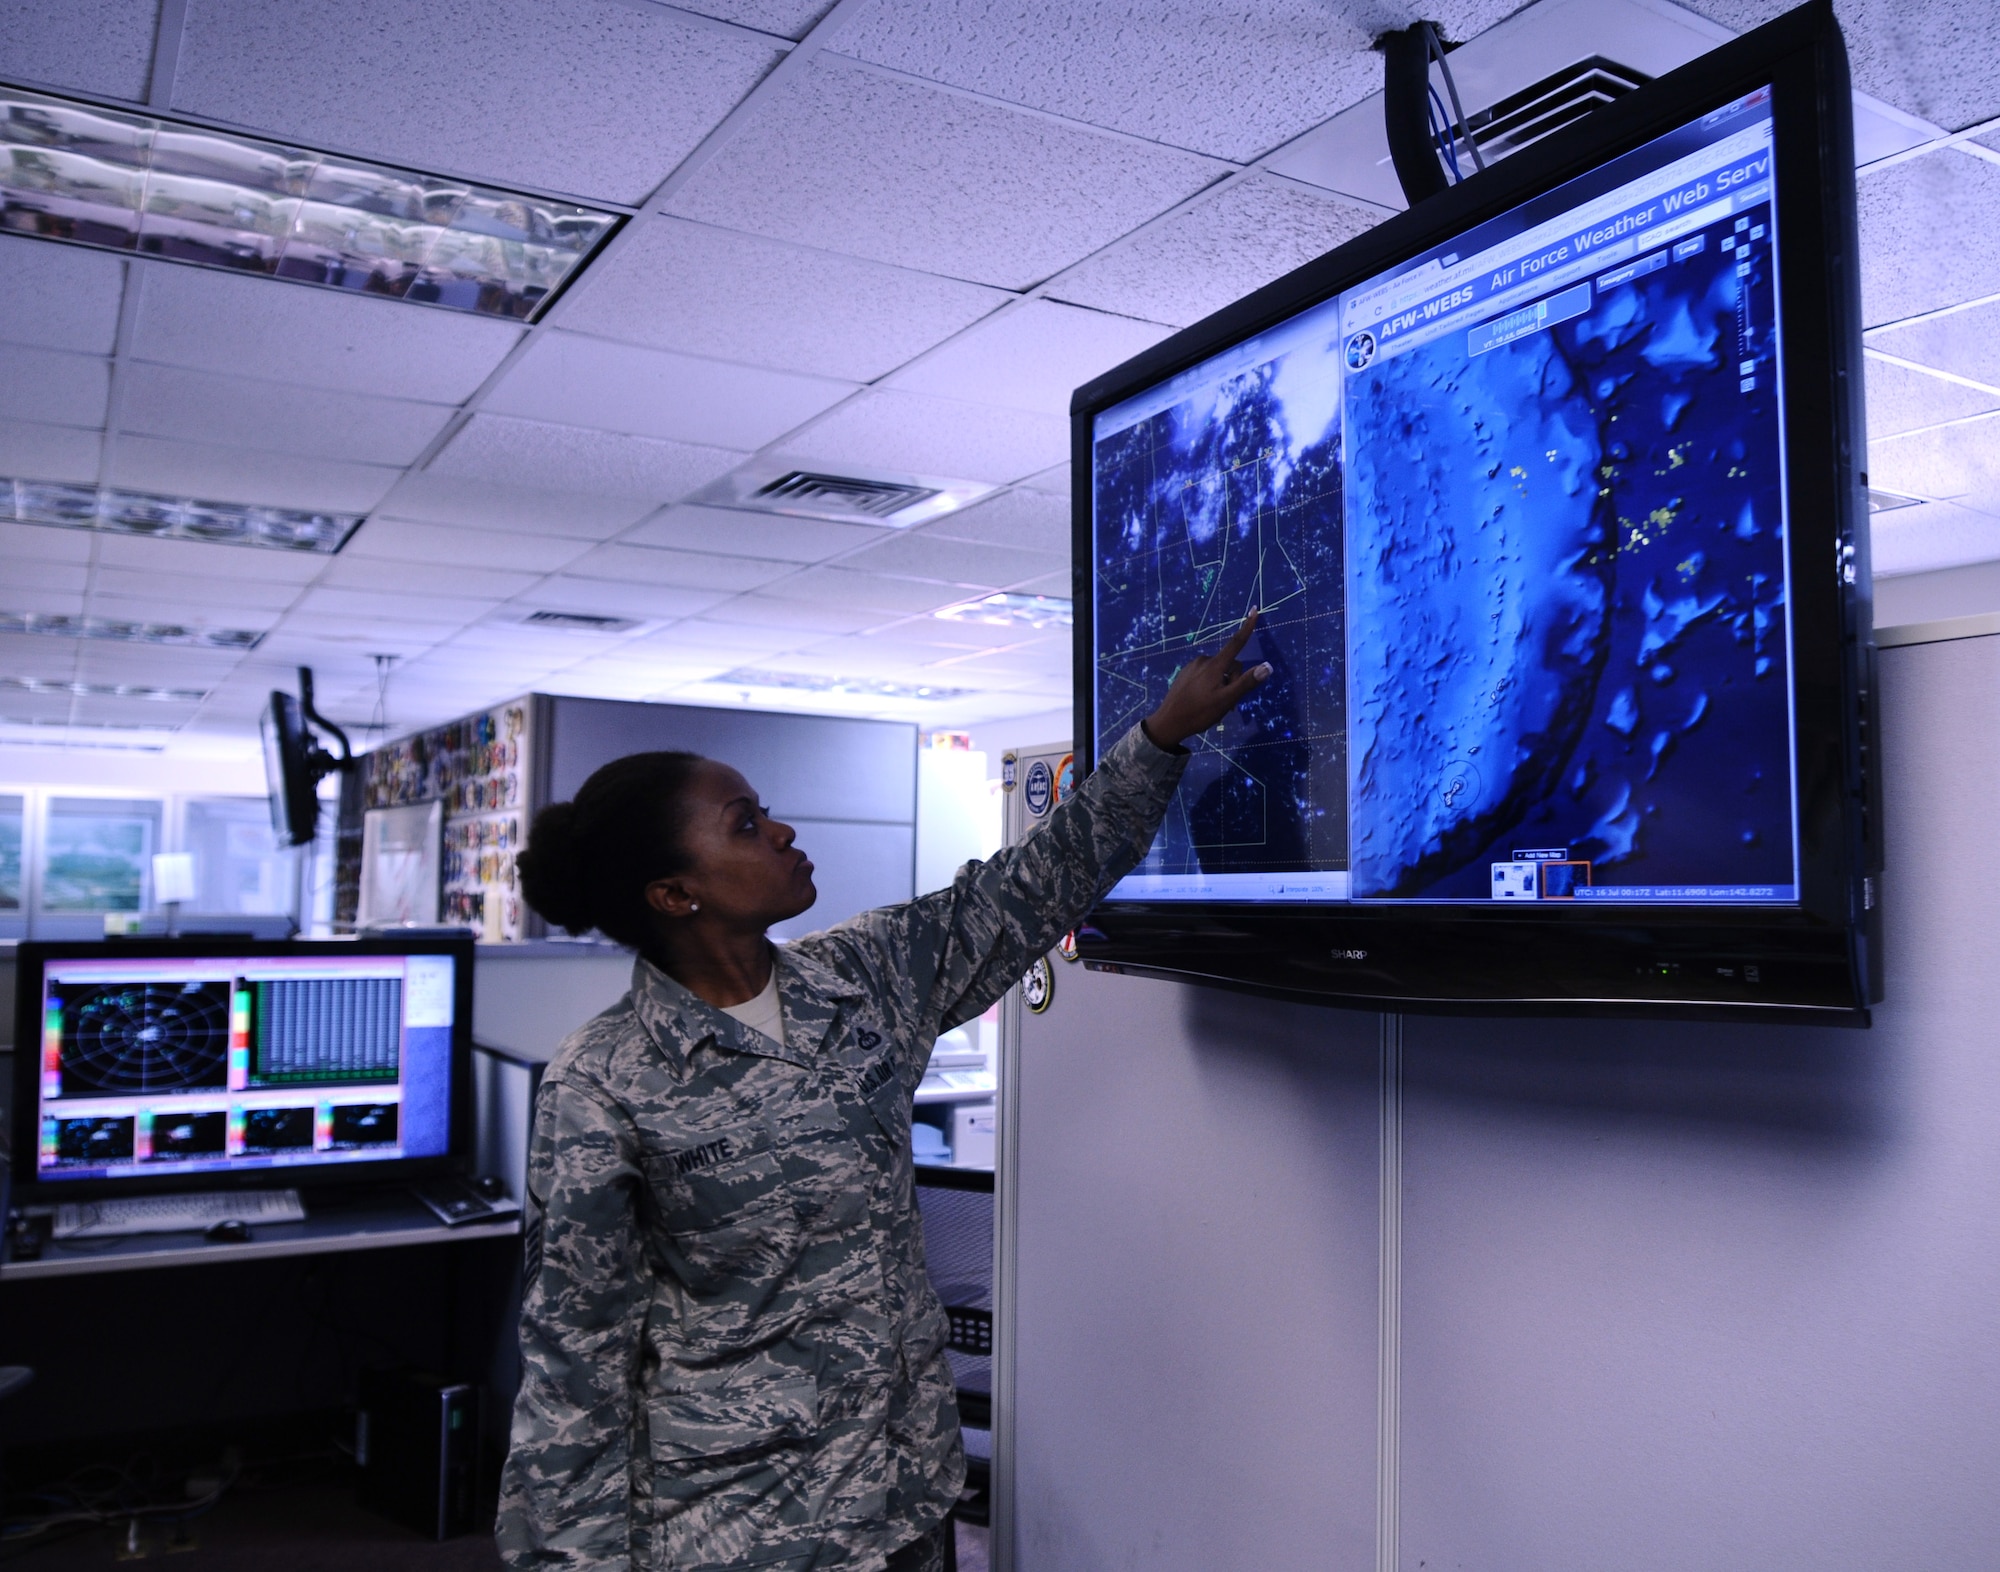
[
  {"left": 1092, "top": 314, "right": 1350, "bottom": 881},
  {"left": 1345, "top": 202, "right": 1796, "bottom": 900}
]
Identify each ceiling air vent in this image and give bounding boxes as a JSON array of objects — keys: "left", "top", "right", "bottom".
[
  {"left": 688, "top": 457, "right": 992, "bottom": 529},
  {"left": 1462, "top": 56, "right": 1652, "bottom": 163},
  {"left": 754, "top": 471, "right": 941, "bottom": 520},
  {"left": 522, "top": 610, "right": 641, "bottom": 632}
]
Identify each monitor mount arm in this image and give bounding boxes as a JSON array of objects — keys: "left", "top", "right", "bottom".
[{"left": 297, "top": 666, "right": 355, "bottom": 781}]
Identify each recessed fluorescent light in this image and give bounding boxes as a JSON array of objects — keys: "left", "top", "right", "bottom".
[
  {"left": 0, "top": 610, "right": 264, "bottom": 648},
  {"left": 712, "top": 667, "right": 975, "bottom": 701},
  {"left": 0, "top": 88, "right": 618, "bottom": 321},
  {"left": 0, "top": 676, "right": 207, "bottom": 702},
  {"left": 935, "top": 592, "right": 1073, "bottom": 629},
  {"left": 5, "top": 476, "right": 359, "bottom": 552}
]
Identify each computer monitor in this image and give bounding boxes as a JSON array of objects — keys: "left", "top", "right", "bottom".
[
  {"left": 12, "top": 937, "right": 473, "bottom": 1200},
  {"left": 1072, "top": 4, "right": 1877, "bottom": 1018}
]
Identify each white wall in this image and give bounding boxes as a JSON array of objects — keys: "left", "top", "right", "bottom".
[{"left": 1008, "top": 630, "right": 2000, "bottom": 1570}]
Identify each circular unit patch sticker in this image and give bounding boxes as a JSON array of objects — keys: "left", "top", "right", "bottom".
[
  {"left": 1023, "top": 758, "right": 1053, "bottom": 817},
  {"left": 1022, "top": 955, "right": 1055, "bottom": 1013},
  {"left": 1054, "top": 753, "right": 1076, "bottom": 804}
]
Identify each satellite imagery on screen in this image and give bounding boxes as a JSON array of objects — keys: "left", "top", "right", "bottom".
[
  {"left": 1094, "top": 91, "right": 1799, "bottom": 906},
  {"left": 1345, "top": 199, "right": 1794, "bottom": 901},
  {"left": 1092, "top": 307, "right": 1351, "bottom": 884}
]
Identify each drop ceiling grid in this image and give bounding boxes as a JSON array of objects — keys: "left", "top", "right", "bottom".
[{"left": 5, "top": 0, "right": 2000, "bottom": 735}]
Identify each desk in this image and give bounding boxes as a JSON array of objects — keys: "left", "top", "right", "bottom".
[{"left": 2, "top": 1189, "right": 521, "bottom": 1282}]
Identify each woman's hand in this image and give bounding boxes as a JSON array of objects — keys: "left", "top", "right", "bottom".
[{"left": 1141, "top": 609, "right": 1272, "bottom": 750}]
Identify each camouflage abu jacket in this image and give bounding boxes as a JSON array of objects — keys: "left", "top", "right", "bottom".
[{"left": 496, "top": 723, "right": 1186, "bottom": 1572}]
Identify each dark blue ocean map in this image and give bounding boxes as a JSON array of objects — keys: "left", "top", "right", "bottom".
[
  {"left": 1092, "top": 312, "right": 1350, "bottom": 880},
  {"left": 1346, "top": 201, "right": 1795, "bottom": 900}
]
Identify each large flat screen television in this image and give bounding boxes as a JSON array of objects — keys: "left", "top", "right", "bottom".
[
  {"left": 12, "top": 937, "right": 474, "bottom": 1201},
  {"left": 1073, "top": 2, "right": 1879, "bottom": 1020}
]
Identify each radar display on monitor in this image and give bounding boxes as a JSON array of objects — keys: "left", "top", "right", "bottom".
[
  {"left": 58, "top": 982, "right": 232, "bottom": 1097},
  {"left": 1091, "top": 297, "right": 1351, "bottom": 903}
]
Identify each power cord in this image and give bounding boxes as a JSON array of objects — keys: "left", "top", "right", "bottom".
[{"left": 1424, "top": 21, "right": 1486, "bottom": 179}]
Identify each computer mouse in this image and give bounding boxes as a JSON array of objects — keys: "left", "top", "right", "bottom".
[
  {"left": 473, "top": 1175, "right": 508, "bottom": 1201},
  {"left": 204, "top": 1219, "right": 251, "bottom": 1244}
]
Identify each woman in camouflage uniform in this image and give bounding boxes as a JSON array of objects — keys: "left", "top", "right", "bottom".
[{"left": 498, "top": 614, "right": 1269, "bottom": 1572}]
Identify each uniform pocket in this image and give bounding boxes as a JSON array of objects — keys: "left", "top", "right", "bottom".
[
  {"left": 649, "top": 1375, "right": 820, "bottom": 1570},
  {"left": 650, "top": 1373, "right": 817, "bottom": 1463}
]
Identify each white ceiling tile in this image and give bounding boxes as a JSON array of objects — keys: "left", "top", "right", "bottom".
[
  {"left": 1009, "top": 571, "right": 1071, "bottom": 598},
  {"left": 344, "top": 515, "right": 594, "bottom": 570},
  {"left": 833, "top": 0, "right": 1414, "bottom": 163},
  {"left": 292, "top": 586, "right": 502, "bottom": 624},
  {"left": 1868, "top": 300, "right": 2000, "bottom": 391},
  {"left": 83, "top": 592, "right": 276, "bottom": 628},
  {"left": 0, "top": 417, "right": 103, "bottom": 483},
  {"left": 106, "top": 435, "right": 400, "bottom": 513},
  {"left": 315, "top": 555, "right": 541, "bottom": 601},
  {"left": 1689, "top": 0, "right": 2000, "bottom": 132},
  {"left": 486, "top": 333, "right": 856, "bottom": 450},
  {"left": 1857, "top": 155, "right": 2000, "bottom": 328},
  {"left": 0, "top": 235, "right": 125, "bottom": 356},
  {"left": 1863, "top": 354, "right": 2000, "bottom": 440},
  {"left": 562, "top": 542, "right": 797, "bottom": 592},
  {"left": 374, "top": 474, "right": 655, "bottom": 539},
  {"left": 0, "top": 521, "right": 93, "bottom": 563},
  {"left": 90, "top": 533, "right": 328, "bottom": 583},
  {"left": 622, "top": 504, "right": 884, "bottom": 563},
  {"left": 1870, "top": 499, "right": 2000, "bottom": 577},
  {"left": 118, "top": 365, "right": 455, "bottom": 467},
  {"left": 663, "top": 56, "right": 1226, "bottom": 290},
  {"left": 887, "top": 300, "right": 1170, "bottom": 415},
  {"left": 89, "top": 567, "right": 302, "bottom": 611},
  {"left": 927, "top": 487, "right": 1070, "bottom": 554},
  {"left": 428, "top": 414, "right": 742, "bottom": 501},
  {"left": 130, "top": 262, "right": 521, "bottom": 402},
  {"left": 0, "top": 0, "right": 159, "bottom": 100},
  {"left": 1, "top": 559, "right": 90, "bottom": 594},
  {"left": 788, "top": 389, "right": 1066, "bottom": 484},
  {"left": 1018, "top": 462, "right": 1070, "bottom": 495},
  {"left": 0, "top": 348, "right": 109, "bottom": 429},
  {"left": 1049, "top": 173, "right": 1379, "bottom": 329},
  {"left": 1869, "top": 415, "right": 2000, "bottom": 512},
  {"left": 275, "top": 611, "right": 459, "bottom": 646},
  {"left": 625, "top": 619, "right": 810, "bottom": 657},
  {"left": 525, "top": 576, "right": 734, "bottom": 621},
  {"left": 555, "top": 218, "right": 1010, "bottom": 381},
  {"left": 761, "top": 568, "right": 967, "bottom": 615},
  {"left": 838, "top": 528, "right": 1062, "bottom": 587},
  {"left": 670, "top": 0, "right": 833, "bottom": 41},
  {"left": 702, "top": 594, "right": 886, "bottom": 633},
  {"left": 76, "top": 644, "right": 243, "bottom": 682},
  {"left": 172, "top": 0, "right": 781, "bottom": 204}
]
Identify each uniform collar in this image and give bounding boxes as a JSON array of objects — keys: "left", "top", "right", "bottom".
[{"left": 629, "top": 945, "right": 864, "bottom": 1074}]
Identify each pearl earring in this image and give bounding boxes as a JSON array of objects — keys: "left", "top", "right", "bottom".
[{"left": 689, "top": 901, "right": 700, "bottom": 912}]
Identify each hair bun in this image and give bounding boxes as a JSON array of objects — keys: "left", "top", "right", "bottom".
[{"left": 519, "top": 801, "right": 595, "bottom": 934}]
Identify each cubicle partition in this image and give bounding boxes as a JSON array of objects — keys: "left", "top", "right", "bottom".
[{"left": 1000, "top": 625, "right": 2000, "bottom": 1571}]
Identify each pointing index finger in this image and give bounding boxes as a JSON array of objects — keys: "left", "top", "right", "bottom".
[{"left": 1219, "top": 607, "right": 1260, "bottom": 662}]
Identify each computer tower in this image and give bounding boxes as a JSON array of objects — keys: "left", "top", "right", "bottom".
[{"left": 356, "top": 1368, "right": 481, "bottom": 1539}]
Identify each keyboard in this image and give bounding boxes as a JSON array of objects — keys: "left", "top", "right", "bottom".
[{"left": 53, "top": 1189, "right": 306, "bottom": 1240}]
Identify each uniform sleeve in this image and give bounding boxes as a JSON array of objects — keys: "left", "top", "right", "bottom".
[
  {"left": 812, "top": 723, "right": 1186, "bottom": 1040},
  {"left": 496, "top": 1073, "right": 651, "bottom": 1570}
]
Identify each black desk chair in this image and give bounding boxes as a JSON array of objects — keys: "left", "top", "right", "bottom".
[{"left": 914, "top": 1168, "right": 995, "bottom": 1526}]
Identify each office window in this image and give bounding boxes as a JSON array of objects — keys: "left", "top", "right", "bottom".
[
  {"left": 43, "top": 797, "right": 161, "bottom": 912},
  {"left": 0, "top": 794, "right": 21, "bottom": 910},
  {"left": 184, "top": 796, "right": 293, "bottom": 915}
]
